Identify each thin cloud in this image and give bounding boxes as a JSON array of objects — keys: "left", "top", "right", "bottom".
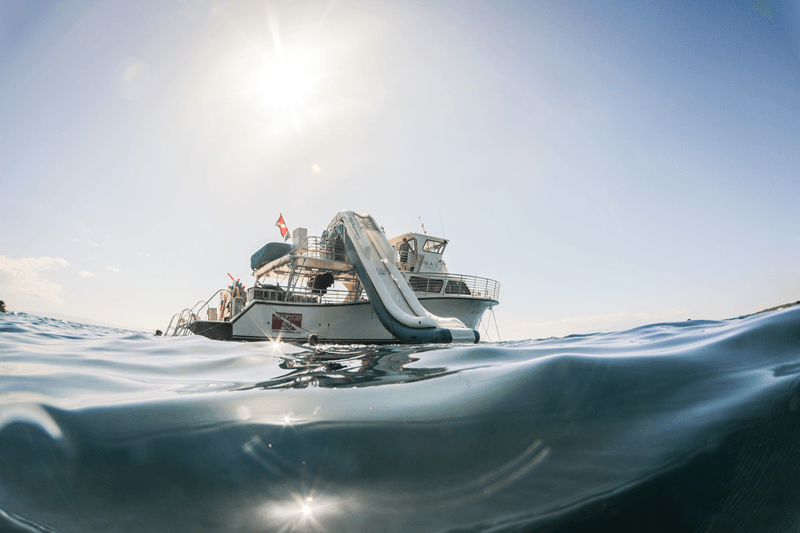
[
  {"left": 77, "top": 271, "right": 96, "bottom": 278},
  {"left": 0, "top": 255, "right": 69, "bottom": 302},
  {"left": 107, "top": 266, "right": 121, "bottom": 273}
]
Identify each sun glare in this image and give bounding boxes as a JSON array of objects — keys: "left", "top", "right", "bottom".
[
  {"left": 231, "top": 39, "right": 323, "bottom": 135},
  {"left": 248, "top": 48, "right": 318, "bottom": 111},
  {"left": 262, "top": 492, "right": 354, "bottom": 531},
  {"left": 190, "top": 11, "right": 350, "bottom": 158}
]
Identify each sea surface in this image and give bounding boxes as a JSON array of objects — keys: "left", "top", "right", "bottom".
[{"left": 2, "top": 308, "right": 800, "bottom": 532}]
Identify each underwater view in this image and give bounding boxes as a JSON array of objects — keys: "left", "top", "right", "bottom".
[{"left": 2, "top": 307, "right": 800, "bottom": 532}]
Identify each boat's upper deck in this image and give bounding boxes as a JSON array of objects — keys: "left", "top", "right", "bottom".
[{"left": 251, "top": 233, "right": 500, "bottom": 305}]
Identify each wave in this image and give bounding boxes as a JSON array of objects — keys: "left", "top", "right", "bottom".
[{"left": 1, "top": 308, "right": 800, "bottom": 532}]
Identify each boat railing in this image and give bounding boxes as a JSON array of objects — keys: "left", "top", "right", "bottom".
[
  {"left": 296, "top": 236, "right": 348, "bottom": 262},
  {"left": 250, "top": 286, "right": 365, "bottom": 305},
  {"left": 250, "top": 273, "right": 499, "bottom": 304},
  {"left": 404, "top": 273, "right": 500, "bottom": 301},
  {"left": 164, "top": 289, "right": 225, "bottom": 336},
  {"left": 393, "top": 250, "right": 423, "bottom": 271}
]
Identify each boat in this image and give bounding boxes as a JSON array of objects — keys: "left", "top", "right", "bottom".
[{"left": 165, "top": 210, "right": 500, "bottom": 344}]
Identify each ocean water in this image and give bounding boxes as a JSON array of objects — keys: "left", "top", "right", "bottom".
[{"left": 2, "top": 308, "right": 800, "bottom": 533}]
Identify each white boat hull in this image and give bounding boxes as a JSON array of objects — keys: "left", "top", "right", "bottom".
[{"left": 231, "top": 297, "right": 496, "bottom": 343}]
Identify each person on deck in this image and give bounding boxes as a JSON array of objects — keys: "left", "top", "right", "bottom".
[
  {"left": 219, "top": 290, "right": 231, "bottom": 321},
  {"left": 399, "top": 238, "right": 410, "bottom": 266},
  {"left": 219, "top": 281, "right": 246, "bottom": 321}
]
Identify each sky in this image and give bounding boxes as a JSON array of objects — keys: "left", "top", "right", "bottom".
[{"left": 1, "top": 0, "right": 799, "bottom": 339}]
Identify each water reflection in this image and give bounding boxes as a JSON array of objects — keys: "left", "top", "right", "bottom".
[{"left": 237, "top": 345, "right": 451, "bottom": 391}]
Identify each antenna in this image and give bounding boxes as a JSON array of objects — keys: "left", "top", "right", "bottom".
[
  {"left": 418, "top": 217, "right": 427, "bottom": 235},
  {"left": 435, "top": 199, "right": 446, "bottom": 238}
]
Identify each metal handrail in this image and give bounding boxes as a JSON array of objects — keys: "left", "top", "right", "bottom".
[
  {"left": 403, "top": 272, "right": 500, "bottom": 301},
  {"left": 164, "top": 308, "right": 196, "bottom": 337},
  {"left": 245, "top": 272, "right": 499, "bottom": 306},
  {"left": 394, "top": 250, "right": 423, "bottom": 272},
  {"left": 296, "top": 236, "right": 347, "bottom": 262},
  {"left": 165, "top": 288, "right": 225, "bottom": 336},
  {"left": 249, "top": 286, "right": 366, "bottom": 305}
]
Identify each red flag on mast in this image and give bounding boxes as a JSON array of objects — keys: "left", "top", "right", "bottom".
[{"left": 275, "top": 214, "right": 290, "bottom": 241}]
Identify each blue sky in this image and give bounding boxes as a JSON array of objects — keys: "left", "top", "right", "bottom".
[{"left": 1, "top": 0, "right": 798, "bottom": 338}]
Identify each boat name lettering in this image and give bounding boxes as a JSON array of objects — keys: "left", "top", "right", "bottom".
[{"left": 272, "top": 313, "right": 302, "bottom": 331}]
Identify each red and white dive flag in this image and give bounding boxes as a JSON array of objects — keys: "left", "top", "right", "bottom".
[{"left": 275, "top": 214, "right": 290, "bottom": 241}]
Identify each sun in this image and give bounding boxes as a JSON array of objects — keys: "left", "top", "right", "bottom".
[
  {"left": 247, "top": 46, "right": 319, "bottom": 112},
  {"left": 199, "top": 10, "right": 345, "bottom": 148}
]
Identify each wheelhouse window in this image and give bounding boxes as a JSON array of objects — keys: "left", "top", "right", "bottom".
[{"left": 422, "top": 240, "right": 446, "bottom": 254}]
